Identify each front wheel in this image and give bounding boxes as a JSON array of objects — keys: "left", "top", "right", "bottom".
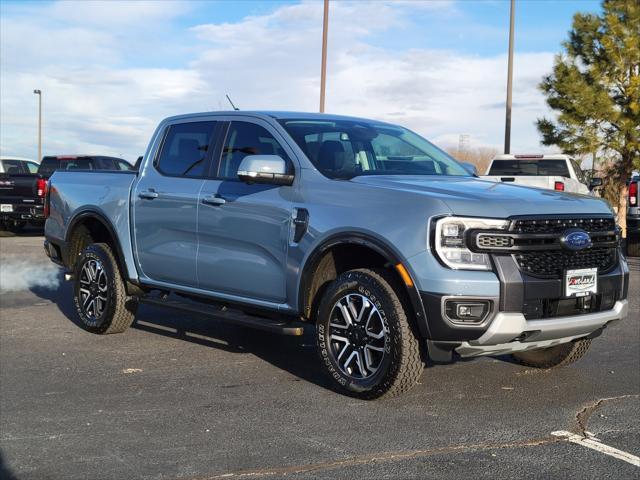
[
  {"left": 316, "top": 268, "right": 423, "bottom": 399},
  {"left": 73, "top": 243, "right": 137, "bottom": 334},
  {"left": 511, "top": 338, "right": 592, "bottom": 369}
]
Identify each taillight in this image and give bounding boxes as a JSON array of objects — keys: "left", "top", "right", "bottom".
[
  {"left": 554, "top": 181, "right": 565, "bottom": 191},
  {"left": 630, "top": 182, "right": 638, "bottom": 206},
  {"left": 44, "top": 181, "right": 51, "bottom": 219},
  {"left": 36, "top": 178, "right": 47, "bottom": 197}
]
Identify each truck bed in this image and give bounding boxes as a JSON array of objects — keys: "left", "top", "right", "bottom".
[{"left": 45, "top": 170, "right": 139, "bottom": 280}]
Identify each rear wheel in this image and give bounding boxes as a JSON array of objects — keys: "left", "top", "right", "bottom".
[
  {"left": 511, "top": 338, "right": 592, "bottom": 369},
  {"left": 316, "top": 268, "right": 423, "bottom": 399},
  {"left": 73, "top": 242, "right": 137, "bottom": 334}
]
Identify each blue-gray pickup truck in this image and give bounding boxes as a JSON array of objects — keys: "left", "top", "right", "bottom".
[{"left": 43, "top": 111, "right": 630, "bottom": 398}]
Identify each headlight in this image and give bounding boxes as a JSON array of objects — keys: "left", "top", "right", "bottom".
[{"left": 434, "top": 216, "right": 509, "bottom": 270}]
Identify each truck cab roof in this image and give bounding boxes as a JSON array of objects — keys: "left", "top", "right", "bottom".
[{"left": 491, "top": 154, "right": 574, "bottom": 161}]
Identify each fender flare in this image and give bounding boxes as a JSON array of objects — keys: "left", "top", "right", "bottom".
[
  {"left": 65, "top": 209, "right": 129, "bottom": 279},
  {"left": 297, "top": 232, "right": 431, "bottom": 338}
]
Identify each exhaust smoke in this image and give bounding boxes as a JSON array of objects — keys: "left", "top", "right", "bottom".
[{"left": 0, "top": 258, "right": 61, "bottom": 293}]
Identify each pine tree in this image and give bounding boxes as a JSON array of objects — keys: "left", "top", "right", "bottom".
[{"left": 536, "top": 0, "right": 639, "bottom": 228}]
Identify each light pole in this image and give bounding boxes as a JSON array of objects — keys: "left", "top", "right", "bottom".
[
  {"left": 33, "top": 89, "right": 42, "bottom": 161},
  {"left": 504, "top": 0, "right": 515, "bottom": 154},
  {"left": 319, "top": 0, "right": 329, "bottom": 113}
]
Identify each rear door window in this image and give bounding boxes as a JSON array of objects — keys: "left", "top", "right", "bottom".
[{"left": 156, "top": 121, "right": 216, "bottom": 177}]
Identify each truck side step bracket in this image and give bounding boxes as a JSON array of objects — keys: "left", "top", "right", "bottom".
[{"left": 138, "top": 296, "right": 306, "bottom": 336}]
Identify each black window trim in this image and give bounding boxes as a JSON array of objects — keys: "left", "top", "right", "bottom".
[{"left": 153, "top": 120, "right": 222, "bottom": 179}]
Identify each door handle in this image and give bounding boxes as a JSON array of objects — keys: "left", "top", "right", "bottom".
[
  {"left": 202, "top": 194, "right": 226, "bottom": 206},
  {"left": 138, "top": 190, "right": 159, "bottom": 200}
]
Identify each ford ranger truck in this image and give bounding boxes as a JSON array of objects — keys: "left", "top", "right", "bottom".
[{"left": 43, "top": 112, "right": 630, "bottom": 399}]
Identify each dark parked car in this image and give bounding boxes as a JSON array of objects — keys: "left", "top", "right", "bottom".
[{"left": 0, "top": 155, "right": 132, "bottom": 232}]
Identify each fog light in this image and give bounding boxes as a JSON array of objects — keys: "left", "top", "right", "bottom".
[{"left": 445, "top": 300, "right": 491, "bottom": 325}]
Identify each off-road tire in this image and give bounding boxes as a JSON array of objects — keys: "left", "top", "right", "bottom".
[
  {"left": 511, "top": 338, "right": 592, "bottom": 369},
  {"left": 316, "top": 268, "right": 423, "bottom": 399},
  {"left": 73, "top": 242, "right": 137, "bottom": 334},
  {"left": 627, "top": 234, "right": 640, "bottom": 257}
]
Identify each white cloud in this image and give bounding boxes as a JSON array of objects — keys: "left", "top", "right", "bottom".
[{"left": 0, "top": 0, "right": 557, "bottom": 162}]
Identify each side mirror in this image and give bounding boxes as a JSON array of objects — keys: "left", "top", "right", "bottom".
[
  {"left": 460, "top": 162, "right": 478, "bottom": 176},
  {"left": 589, "top": 177, "right": 603, "bottom": 190},
  {"left": 237, "top": 155, "right": 294, "bottom": 186}
]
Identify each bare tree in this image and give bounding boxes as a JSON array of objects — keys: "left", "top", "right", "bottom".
[{"left": 446, "top": 146, "right": 499, "bottom": 174}]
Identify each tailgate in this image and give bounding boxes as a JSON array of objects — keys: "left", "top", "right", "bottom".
[
  {"left": 481, "top": 175, "right": 555, "bottom": 189},
  {"left": 0, "top": 174, "right": 39, "bottom": 202}
]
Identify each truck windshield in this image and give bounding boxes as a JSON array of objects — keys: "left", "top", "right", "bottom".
[
  {"left": 278, "top": 119, "right": 469, "bottom": 179},
  {"left": 488, "top": 159, "right": 570, "bottom": 177}
]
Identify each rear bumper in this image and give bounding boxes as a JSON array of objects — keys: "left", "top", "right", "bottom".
[
  {"left": 0, "top": 203, "right": 44, "bottom": 222},
  {"left": 43, "top": 239, "right": 66, "bottom": 267},
  {"left": 455, "top": 299, "right": 628, "bottom": 357},
  {"left": 626, "top": 215, "right": 640, "bottom": 235}
]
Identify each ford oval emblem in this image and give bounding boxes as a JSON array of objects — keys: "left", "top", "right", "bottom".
[{"left": 561, "top": 229, "right": 592, "bottom": 251}]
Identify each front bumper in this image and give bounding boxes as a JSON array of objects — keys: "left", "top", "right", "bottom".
[
  {"left": 417, "top": 249, "right": 628, "bottom": 360},
  {"left": 455, "top": 299, "right": 628, "bottom": 357}
]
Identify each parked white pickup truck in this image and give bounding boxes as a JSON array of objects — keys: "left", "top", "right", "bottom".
[{"left": 483, "top": 154, "right": 602, "bottom": 194}]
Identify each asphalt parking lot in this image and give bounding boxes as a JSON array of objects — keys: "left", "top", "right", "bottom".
[{"left": 1, "top": 232, "right": 638, "bottom": 479}]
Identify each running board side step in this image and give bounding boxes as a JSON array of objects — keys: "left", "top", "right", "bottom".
[{"left": 139, "top": 297, "right": 306, "bottom": 336}]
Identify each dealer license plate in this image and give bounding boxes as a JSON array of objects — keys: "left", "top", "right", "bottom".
[
  {"left": 0, "top": 204, "right": 13, "bottom": 213},
  {"left": 565, "top": 268, "right": 598, "bottom": 298}
]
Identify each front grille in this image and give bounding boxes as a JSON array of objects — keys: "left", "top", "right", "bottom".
[
  {"left": 512, "top": 217, "right": 615, "bottom": 234},
  {"left": 514, "top": 247, "right": 616, "bottom": 278},
  {"left": 504, "top": 216, "right": 618, "bottom": 278}
]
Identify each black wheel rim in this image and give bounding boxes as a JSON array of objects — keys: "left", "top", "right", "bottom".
[
  {"left": 78, "top": 259, "right": 108, "bottom": 324},
  {"left": 327, "top": 293, "right": 388, "bottom": 379}
]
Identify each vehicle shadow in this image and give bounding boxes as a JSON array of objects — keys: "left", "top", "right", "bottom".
[
  {"left": 132, "top": 304, "right": 333, "bottom": 391},
  {"left": 31, "top": 277, "right": 333, "bottom": 392},
  {"left": 29, "top": 273, "right": 83, "bottom": 329},
  {"left": 0, "top": 226, "right": 44, "bottom": 238},
  {"left": 0, "top": 450, "right": 18, "bottom": 480}
]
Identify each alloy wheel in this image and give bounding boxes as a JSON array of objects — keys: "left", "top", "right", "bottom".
[
  {"left": 327, "top": 293, "right": 388, "bottom": 379},
  {"left": 78, "top": 259, "right": 108, "bottom": 323}
]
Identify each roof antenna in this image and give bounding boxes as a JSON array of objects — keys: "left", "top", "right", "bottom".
[{"left": 226, "top": 94, "right": 239, "bottom": 111}]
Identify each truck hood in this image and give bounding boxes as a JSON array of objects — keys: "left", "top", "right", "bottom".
[{"left": 350, "top": 175, "right": 613, "bottom": 217}]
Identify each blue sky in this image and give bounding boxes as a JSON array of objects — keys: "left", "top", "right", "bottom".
[{"left": 0, "top": 0, "right": 604, "bottom": 161}]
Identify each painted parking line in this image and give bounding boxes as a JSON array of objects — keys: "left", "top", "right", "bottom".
[{"left": 552, "top": 431, "right": 640, "bottom": 467}]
